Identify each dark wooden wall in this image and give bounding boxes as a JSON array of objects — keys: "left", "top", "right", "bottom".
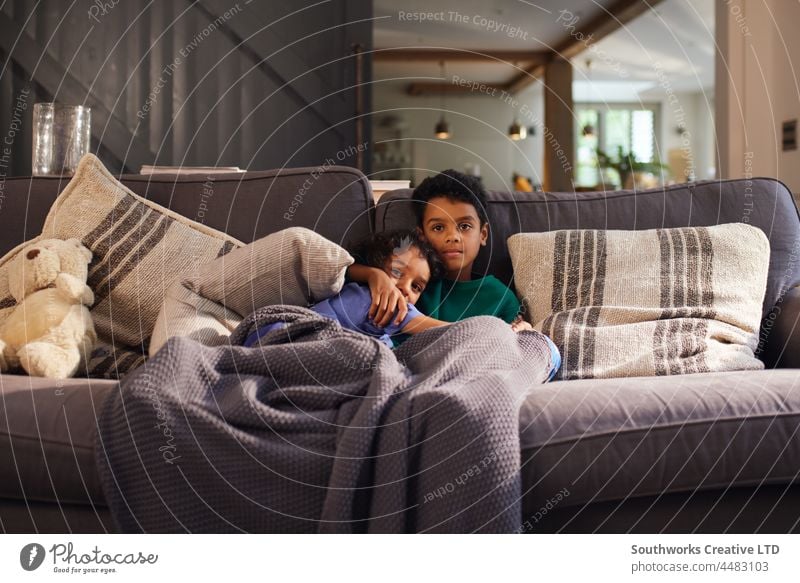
[{"left": 0, "top": 0, "right": 372, "bottom": 175}]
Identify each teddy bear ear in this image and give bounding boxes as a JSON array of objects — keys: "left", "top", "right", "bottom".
[{"left": 8, "top": 252, "right": 25, "bottom": 302}]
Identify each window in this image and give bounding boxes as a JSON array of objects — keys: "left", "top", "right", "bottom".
[{"left": 574, "top": 104, "right": 660, "bottom": 188}]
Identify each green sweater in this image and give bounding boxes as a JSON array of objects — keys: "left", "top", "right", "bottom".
[{"left": 416, "top": 275, "right": 521, "bottom": 324}]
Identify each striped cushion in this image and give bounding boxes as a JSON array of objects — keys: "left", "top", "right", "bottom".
[
  {"left": 508, "top": 223, "right": 770, "bottom": 380},
  {"left": 0, "top": 154, "right": 243, "bottom": 378}
]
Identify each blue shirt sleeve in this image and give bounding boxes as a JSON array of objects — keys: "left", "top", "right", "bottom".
[
  {"left": 311, "top": 283, "right": 424, "bottom": 346},
  {"left": 312, "top": 283, "right": 372, "bottom": 332}
]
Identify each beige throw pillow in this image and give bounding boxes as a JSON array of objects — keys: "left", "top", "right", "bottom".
[
  {"left": 0, "top": 153, "right": 243, "bottom": 378},
  {"left": 149, "top": 227, "right": 354, "bottom": 356},
  {"left": 508, "top": 223, "right": 770, "bottom": 380}
]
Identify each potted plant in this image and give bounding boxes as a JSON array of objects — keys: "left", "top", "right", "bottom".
[{"left": 595, "top": 145, "right": 669, "bottom": 189}]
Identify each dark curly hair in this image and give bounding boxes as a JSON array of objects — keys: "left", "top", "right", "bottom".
[
  {"left": 350, "top": 230, "right": 444, "bottom": 280},
  {"left": 411, "top": 169, "right": 489, "bottom": 226}
]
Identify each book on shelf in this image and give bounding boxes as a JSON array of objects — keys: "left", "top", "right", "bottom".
[{"left": 139, "top": 165, "right": 246, "bottom": 175}]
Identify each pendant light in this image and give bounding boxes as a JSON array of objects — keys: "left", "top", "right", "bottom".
[
  {"left": 435, "top": 119, "right": 451, "bottom": 139},
  {"left": 508, "top": 119, "right": 527, "bottom": 140},
  {"left": 434, "top": 61, "right": 451, "bottom": 139},
  {"left": 581, "top": 59, "right": 596, "bottom": 138},
  {"left": 508, "top": 55, "right": 526, "bottom": 141}
]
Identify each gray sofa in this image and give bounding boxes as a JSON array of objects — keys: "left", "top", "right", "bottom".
[{"left": 1, "top": 168, "right": 799, "bottom": 533}]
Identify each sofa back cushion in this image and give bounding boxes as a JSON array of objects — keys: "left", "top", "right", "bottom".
[
  {"left": 376, "top": 179, "right": 800, "bottom": 346},
  {"left": 0, "top": 165, "right": 373, "bottom": 257},
  {"left": 508, "top": 223, "right": 770, "bottom": 380}
]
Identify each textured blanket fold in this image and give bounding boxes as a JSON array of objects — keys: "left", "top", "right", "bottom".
[{"left": 95, "top": 305, "right": 553, "bottom": 533}]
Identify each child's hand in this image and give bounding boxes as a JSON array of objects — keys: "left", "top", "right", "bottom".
[
  {"left": 367, "top": 269, "right": 408, "bottom": 327},
  {"left": 510, "top": 315, "right": 533, "bottom": 333}
]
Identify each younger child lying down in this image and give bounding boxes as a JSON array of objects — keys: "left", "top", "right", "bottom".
[
  {"left": 243, "top": 229, "right": 561, "bottom": 381},
  {"left": 243, "top": 230, "right": 447, "bottom": 348}
]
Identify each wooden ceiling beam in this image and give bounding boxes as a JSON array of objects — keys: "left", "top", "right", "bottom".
[
  {"left": 503, "top": 64, "right": 546, "bottom": 95},
  {"left": 556, "top": 0, "right": 665, "bottom": 61},
  {"left": 374, "top": 48, "right": 549, "bottom": 64},
  {"left": 506, "top": 0, "right": 664, "bottom": 94},
  {"left": 406, "top": 81, "right": 507, "bottom": 96}
]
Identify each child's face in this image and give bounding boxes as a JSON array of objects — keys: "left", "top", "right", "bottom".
[
  {"left": 417, "top": 196, "right": 488, "bottom": 281},
  {"left": 382, "top": 247, "right": 431, "bottom": 305}
]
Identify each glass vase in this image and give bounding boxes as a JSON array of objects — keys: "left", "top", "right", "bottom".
[{"left": 32, "top": 103, "right": 91, "bottom": 176}]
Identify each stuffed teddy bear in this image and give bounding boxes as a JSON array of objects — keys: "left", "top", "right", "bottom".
[{"left": 0, "top": 238, "right": 97, "bottom": 379}]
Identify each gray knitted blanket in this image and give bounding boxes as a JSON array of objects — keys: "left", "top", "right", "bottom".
[{"left": 95, "top": 305, "right": 554, "bottom": 533}]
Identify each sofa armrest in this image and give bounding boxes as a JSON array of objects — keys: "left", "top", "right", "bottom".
[{"left": 762, "top": 285, "right": 800, "bottom": 368}]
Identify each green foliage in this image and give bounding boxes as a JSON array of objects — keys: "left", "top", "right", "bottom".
[{"left": 595, "top": 146, "right": 669, "bottom": 187}]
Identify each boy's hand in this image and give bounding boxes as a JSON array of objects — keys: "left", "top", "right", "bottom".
[
  {"left": 511, "top": 315, "right": 533, "bottom": 332},
  {"left": 367, "top": 269, "right": 408, "bottom": 327}
]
